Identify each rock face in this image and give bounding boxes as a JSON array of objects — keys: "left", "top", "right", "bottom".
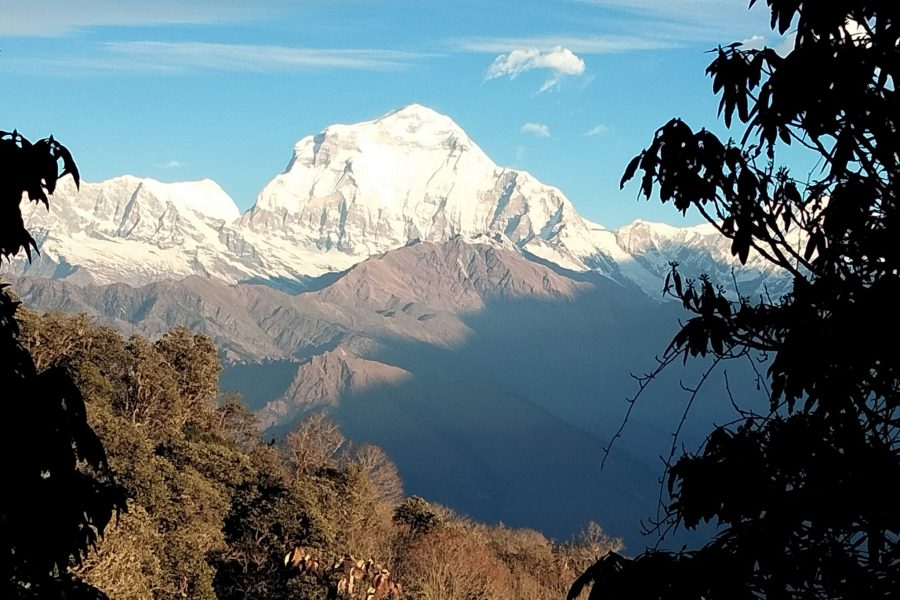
[
  {"left": 3, "top": 104, "right": 785, "bottom": 295},
  {"left": 256, "top": 348, "right": 413, "bottom": 430}
]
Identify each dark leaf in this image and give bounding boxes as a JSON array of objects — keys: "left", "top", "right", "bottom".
[{"left": 621, "top": 153, "right": 642, "bottom": 189}]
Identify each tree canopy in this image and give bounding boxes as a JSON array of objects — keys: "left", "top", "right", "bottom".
[{"left": 572, "top": 1, "right": 899, "bottom": 599}]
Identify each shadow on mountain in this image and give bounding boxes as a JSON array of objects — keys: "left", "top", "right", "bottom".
[
  {"left": 219, "top": 360, "right": 299, "bottom": 411},
  {"left": 14, "top": 254, "right": 768, "bottom": 553},
  {"left": 245, "top": 274, "right": 766, "bottom": 552},
  {"left": 332, "top": 375, "right": 659, "bottom": 549},
  {"left": 239, "top": 268, "right": 354, "bottom": 295}
]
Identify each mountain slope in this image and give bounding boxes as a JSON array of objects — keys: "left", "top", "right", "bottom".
[{"left": 10, "top": 235, "right": 759, "bottom": 548}]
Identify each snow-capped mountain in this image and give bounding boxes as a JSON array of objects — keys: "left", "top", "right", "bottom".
[
  {"left": 241, "top": 103, "right": 609, "bottom": 273},
  {"left": 4, "top": 104, "right": 784, "bottom": 294},
  {"left": 12, "top": 175, "right": 259, "bottom": 285}
]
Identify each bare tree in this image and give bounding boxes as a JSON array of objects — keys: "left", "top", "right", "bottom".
[
  {"left": 283, "top": 412, "right": 346, "bottom": 477},
  {"left": 351, "top": 444, "right": 403, "bottom": 506}
]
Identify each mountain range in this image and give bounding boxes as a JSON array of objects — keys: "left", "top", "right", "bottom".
[
  {"left": 8, "top": 104, "right": 781, "bottom": 296},
  {"left": 4, "top": 105, "right": 779, "bottom": 549}
]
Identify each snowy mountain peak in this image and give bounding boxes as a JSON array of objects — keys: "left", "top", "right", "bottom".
[
  {"left": 241, "top": 104, "right": 604, "bottom": 275},
  {"left": 379, "top": 102, "right": 457, "bottom": 125},
  {"left": 132, "top": 176, "right": 241, "bottom": 223},
  {"left": 372, "top": 103, "right": 471, "bottom": 142},
  {"left": 11, "top": 175, "right": 252, "bottom": 285},
  {"left": 290, "top": 103, "right": 482, "bottom": 169}
]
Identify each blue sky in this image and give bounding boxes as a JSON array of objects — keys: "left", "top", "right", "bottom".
[{"left": 0, "top": 1, "right": 784, "bottom": 228}]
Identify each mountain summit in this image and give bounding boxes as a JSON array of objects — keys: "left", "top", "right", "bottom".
[{"left": 241, "top": 103, "right": 609, "bottom": 272}]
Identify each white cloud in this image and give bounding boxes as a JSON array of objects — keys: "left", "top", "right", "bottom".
[
  {"left": 584, "top": 124, "right": 609, "bottom": 137},
  {"left": 514, "top": 145, "right": 526, "bottom": 163},
  {"left": 520, "top": 122, "right": 551, "bottom": 138},
  {"left": 740, "top": 35, "right": 766, "bottom": 50},
  {"left": 842, "top": 18, "right": 872, "bottom": 46},
  {"left": 486, "top": 46, "right": 585, "bottom": 92}
]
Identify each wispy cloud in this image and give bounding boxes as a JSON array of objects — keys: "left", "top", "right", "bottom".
[
  {"left": 486, "top": 46, "right": 585, "bottom": 92},
  {"left": 574, "top": 0, "right": 771, "bottom": 34},
  {"left": 584, "top": 124, "right": 609, "bottom": 137},
  {"left": 158, "top": 160, "right": 186, "bottom": 169},
  {"left": 107, "top": 41, "right": 420, "bottom": 72},
  {"left": 0, "top": 1, "right": 282, "bottom": 36},
  {"left": 520, "top": 122, "right": 551, "bottom": 138},
  {"left": 461, "top": 35, "right": 676, "bottom": 55},
  {"left": 0, "top": 41, "right": 425, "bottom": 75}
]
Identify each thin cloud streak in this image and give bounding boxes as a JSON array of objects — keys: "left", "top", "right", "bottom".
[
  {"left": 107, "top": 41, "right": 422, "bottom": 72},
  {"left": 461, "top": 34, "right": 676, "bottom": 54},
  {"left": 0, "top": 1, "right": 283, "bottom": 36},
  {"left": 159, "top": 160, "right": 186, "bottom": 169},
  {"left": 575, "top": 0, "right": 768, "bottom": 27},
  {"left": 574, "top": 0, "right": 777, "bottom": 43},
  {"left": 0, "top": 42, "right": 427, "bottom": 75}
]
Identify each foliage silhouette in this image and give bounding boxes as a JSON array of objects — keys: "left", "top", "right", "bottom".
[
  {"left": 0, "top": 130, "right": 126, "bottom": 598},
  {"left": 572, "top": 2, "right": 899, "bottom": 599}
]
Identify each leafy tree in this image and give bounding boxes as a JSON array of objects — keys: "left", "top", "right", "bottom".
[
  {"left": 72, "top": 505, "right": 164, "bottom": 599},
  {"left": 0, "top": 130, "right": 126, "bottom": 598},
  {"left": 393, "top": 496, "right": 443, "bottom": 537},
  {"left": 572, "top": 2, "right": 899, "bottom": 599},
  {"left": 155, "top": 325, "right": 222, "bottom": 427},
  {"left": 403, "top": 526, "right": 504, "bottom": 600}
]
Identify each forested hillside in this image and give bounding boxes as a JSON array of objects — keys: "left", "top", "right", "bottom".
[{"left": 18, "top": 308, "right": 620, "bottom": 599}]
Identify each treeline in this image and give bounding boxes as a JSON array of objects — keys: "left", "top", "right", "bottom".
[{"left": 18, "top": 309, "right": 620, "bottom": 600}]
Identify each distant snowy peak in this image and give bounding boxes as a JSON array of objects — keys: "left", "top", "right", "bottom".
[
  {"left": 11, "top": 175, "right": 252, "bottom": 285},
  {"left": 133, "top": 177, "right": 241, "bottom": 223},
  {"left": 22, "top": 175, "right": 241, "bottom": 231}
]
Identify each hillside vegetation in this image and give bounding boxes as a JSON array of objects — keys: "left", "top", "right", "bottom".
[{"left": 18, "top": 308, "right": 620, "bottom": 600}]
